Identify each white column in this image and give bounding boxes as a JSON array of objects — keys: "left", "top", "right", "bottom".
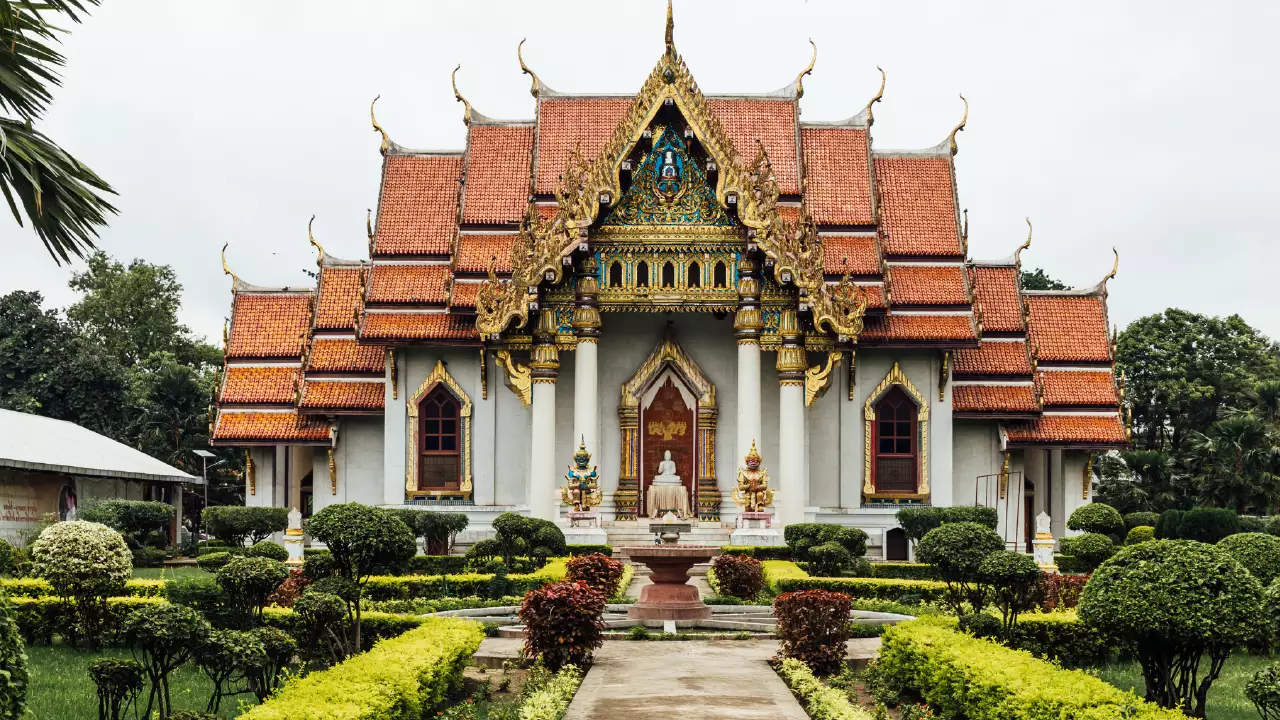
[
  {"left": 736, "top": 342, "right": 762, "bottom": 466},
  {"left": 573, "top": 340, "right": 598, "bottom": 458},
  {"left": 383, "top": 349, "right": 407, "bottom": 506},
  {"left": 530, "top": 381, "right": 558, "bottom": 520},
  {"left": 778, "top": 382, "right": 806, "bottom": 526},
  {"left": 473, "top": 351, "right": 497, "bottom": 506}
]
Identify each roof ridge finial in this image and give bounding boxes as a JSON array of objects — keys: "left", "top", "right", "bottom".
[
  {"left": 221, "top": 243, "right": 239, "bottom": 291},
  {"left": 948, "top": 93, "right": 968, "bottom": 156},
  {"left": 517, "top": 39, "right": 542, "bottom": 98},
  {"left": 795, "top": 39, "right": 817, "bottom": 99},
  {"left": 370, "top": 95, "right": 392, "bottom": 156},
  {"left": 1015, "top": 217, "right": 1032, "bottom": 266},
  {"left": 452, "top": 65, "right": 473, "bottom": 126},
  {"left": 308, "top": 215, "right": 324, "bottom": 266},
  {"left": 1103, "top": 247, "right": 1119, "bottom": 285},
  {"left": 665, "top": 0, "right": 675, "bottom": 57},
  {"left": 864, "top": 66, "right": 886, "bottom": 126}
]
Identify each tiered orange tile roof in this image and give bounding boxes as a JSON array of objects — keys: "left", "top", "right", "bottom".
[
  {"left": 862, "top": 313, "right": 976, "bottom": 343},
  {"left": 462, "top": 124, "right": 534, "bottom": 225},
  {"left": 367, "top": 264, "right": 450, "bottom": 305},
  {"left": 308, "top": 338, "right": 384, "bottom": 374},
  {"left": 953, "top": 341, "right": 1032, "bottom": 377},
  {"left": 968, "top": 266, "right": 1023, "bottom": 333},
  {"left": 873, "top": 155, "right": 962, "bottom": 257},
  {"left": 299, "top": 381, "right": 384, "bottom": 412},
  {"left": 1038, "top": 370, "right": 1118, "bottom": 407},
  {"left": 801, "top": 128, "right": 873, "bottom": 226},
  {"left": 449, "top": 281, "right": 483, "bottom": 310},
  {"left": 361, "top": 312, "right": 479, "bottom": 342},
  {"left": 707, "top": 99, "right": 799, "bottom": 193},
  {"left": 1004, "top": 414, "right": 1126, "bottom": 447},
  {"left": 214, "top": 411, "right": 332, "bottom": 443},
  {"left": 313, "top": 266, "right": 363, "bottom": 331},
  {"left": 454, "top": 233, "right": 518, "bottom": 274},
  {"left": 374, "top": 155, "right": 463, "bottom": 256},
  {"left": 887, "top": 265, "right": 968, "bottom": 306},
  {"left": 1025, "top": 295, "right": 1111, "bottom": 363},
  {"left": 952, "top": 384, "right": 1039, "bottom": 416},
  {"left": 227, "top": 293, "right": 312, "bottom": 359},
  {"left": 535, "top": 98, "right": 631, "bottom": 194},
  {"left": 822, "top": 235, "right": 880, "bottom": 276},
  {"left": 220, "top": 366, "right": 299, "bottom": 405}
]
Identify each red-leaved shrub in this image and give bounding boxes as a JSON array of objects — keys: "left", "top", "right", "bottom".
[
  {"left": 265, "top": 567, "right": 310, "bottom": 608},
  {"left": 1036, "top": 572, "right": 1088, "bottom": 611},
  {"left": 712, "top": 554, "right": 765, "bottom": 599},
  {"left": 773, "top": 589, "right": 853, "bottom": 675},
  {"left": 519, "top": 581, "right": 606, "bottom": 671},
  {"left": 565, "top": 553, "right": 625, "bottom": 599}
]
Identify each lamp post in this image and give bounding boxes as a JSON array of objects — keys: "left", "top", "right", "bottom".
[{"left": 193, "top": 449, "right": 215, "bottom": 509}]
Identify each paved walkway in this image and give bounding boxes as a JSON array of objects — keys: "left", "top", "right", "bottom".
[{"left": 563, "top": 640, "right": 807, "bottom": 720}]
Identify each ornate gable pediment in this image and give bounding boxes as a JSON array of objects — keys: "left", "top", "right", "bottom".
[{"left": 600, "top": 128, "right": 735, "bottom": 232}]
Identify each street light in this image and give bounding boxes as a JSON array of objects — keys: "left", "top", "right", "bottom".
[{"left": 193, "top": 449, "right": 216, "bottom": 509}]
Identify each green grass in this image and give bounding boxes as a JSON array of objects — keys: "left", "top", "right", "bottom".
[
  {"left": 1094, "top": 651, "right": 1272, "bottom": 720},
  {"left": 24, "top": 643, "right": 257, "bottom": 719},
  {"left": 130, "top": 566, "right": 210, "bottom": 580}
]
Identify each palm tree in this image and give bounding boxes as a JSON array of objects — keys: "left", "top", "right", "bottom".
[
  {"left": 1094, "top": 449, "right": 1186, "bottom": 513},
  {"left": 1187, "top": 413, "right": 1280, "bottom": 514},
  {"left": 0, "top": 1, "right": 116, "bottom": 263}
]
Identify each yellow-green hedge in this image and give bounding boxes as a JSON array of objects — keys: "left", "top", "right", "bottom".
[
  {"left": 761, "top": 561, "right": 948, "bottom": 600},
  {"left": 0, "top": 577, "right": 165, "bottom": 598},
  {"left": 879, "top": 618, "right": 1184, "bottom": 719},
  {"left": 363, "top": 558, "right": 567, "bottom": 601},
  {"left": 240, "top": 617, "right": 485, "bottom": 720},
  {"left": 776, "top": 657, "right": 874, "bottom": 720}
]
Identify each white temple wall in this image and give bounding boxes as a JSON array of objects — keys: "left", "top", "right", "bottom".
[
  {"left": 1059, "top": 450, "right": 1091, "bottom": 537},
  {"left": 493, "top": 360, "right": 531, "bottom": 507},
  {"left": 554, "top": 352, "right": 577, "bottom": 506},
  {"left": 316, "top": 416, "right": 384, "bottom": 513},
  {"left": 245, "top": 447, "right": 275, "bottom": 507},
  {"left": 952, "top": 420, "right": 1002, "bottom": 510},
  {"left": 383, "top": 349, "right": 406, "bottom": 505},
  {"left": 807, "top": 374, "right": 841, "bottom": 509}
]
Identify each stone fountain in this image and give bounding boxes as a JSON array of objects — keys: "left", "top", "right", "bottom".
[{"left": 621, "top": 515, "right": 720, "bottom": 621}]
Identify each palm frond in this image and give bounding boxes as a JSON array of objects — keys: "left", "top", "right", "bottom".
[{"left": 0, "top": 1, "right": 99, "bottom": 119}]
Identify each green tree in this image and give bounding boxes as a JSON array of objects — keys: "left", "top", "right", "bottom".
[
  {"left": 0, "top": 1, "right": 116, "bottom": 263},
  {"left": 1117, "top": 309, "right": 1280, "bottom": 453},
  {"left": 1094, "top": 449, "right": 1187, "bottom": 513},
  {"left": 1019, "top": 268, "right": 1071, "bottom": 290},
  {"left": 1186, "top": 413, "right": 1280, "bottom": 514}
]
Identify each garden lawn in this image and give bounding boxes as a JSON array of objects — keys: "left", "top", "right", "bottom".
[
  {"left": 130, "top": 565, "right": 211, "bottom": 580},
  {"left": 1094, "top": 651, "right": 1267, "bottom": 720},
  {"left": 24, "top": 643, "right": 256, "bottom": 719}
]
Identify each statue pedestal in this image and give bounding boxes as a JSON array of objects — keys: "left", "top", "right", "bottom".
[
  {"left": 563, "top": 525, "right": 608, "bottom": 547},
  {"left": 730, "top": 527, "right": 783, "bottom": 547},
  {"left": 284, "top": 508, "right": 304, "bottom": 567},
  {"left": 1033, "top": 533, "right": 1057, "bottom": 572}
]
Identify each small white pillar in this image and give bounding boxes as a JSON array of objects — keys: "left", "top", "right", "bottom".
[
  {"left": 573, "top": 339, "right": 599, "bottom": 460},
  {"left": 284, "top": 506, "right": 304, "bottom": 567},
  {"left": 1033, "top": 511, "right": 1057, "bottom": 572},
  {"left": 774, "top": 308, "right": 807, "bottom": 528},
  {"left": 736, "top": 342, "right": 762, "bottom": 467}
]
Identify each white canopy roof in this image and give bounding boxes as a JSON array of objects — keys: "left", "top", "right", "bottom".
[{"left": 0, "top": 409, "right": 197, "bottom": 483}]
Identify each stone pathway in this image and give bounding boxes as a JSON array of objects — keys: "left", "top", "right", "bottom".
[{"left": 563, "top": 640, "right": 807, "bottom": 720}]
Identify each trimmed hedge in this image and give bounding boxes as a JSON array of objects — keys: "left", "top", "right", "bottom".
[
  {"left": 880, "top": 618, "right": 1185, "bottom": 719},
  {"left": 405, "top": 555, "right": 468, "bottom": 575},
  {"left": 762, "top": 561, "right": 947, "bottom": 602},
  {"left": 871, "top": 563, "right": 938, "bottom": 581},
  {"left": 241, "top": 617, "right": 484, "bottom": 720},
  {"left": 362, "top": 559, "right": 567, "bottom": 601},
  {"left": 566, "top": 544, "right": 613, "bottom": 557},
  {"left": 0, "top": 577, "right": 164, "bottom": 598},
  {"left": 776, "top": 657, "right": 874, "bottom": 720},
  {"left": 719, "top": 545, "right": 793, "bottom": 561},
  {"left": 960, "top": 611, "right": 1114, "bottom": 667},
  {"left": 11, "top": 595, "right": 165, "bottom": 646},
  {"left": 261, "top": 606, "right": 436, "bottom": 653}
]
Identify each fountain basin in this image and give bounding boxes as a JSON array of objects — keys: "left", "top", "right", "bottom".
[{"left": 621, "top": 544, "right": 721, "bottom": 621}]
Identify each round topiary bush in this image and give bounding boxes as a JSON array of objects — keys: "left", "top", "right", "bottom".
[
  {"left": 1178, "top": 507, "right": 1241, "bottom": 544},
  {"left": 564, "top": 553, "right": 625, "bottom": 599},
  {"left": 196, "top": 551, "right": 233, "bottom": 573},
  {"left": 917, "top": 521, "right": 1004, "bottom": 614},
  {"left": 1067, "top": 503, "right": 1124, "bottom": 537},
  {"left": 1079, "top": 540, "right": 1264, "bottom": 716},
  {"left": 519, "top": 581, "right": 605, "bottom": 672},
  {"left": 1125, "top": 526, "right": 1156, "bottom": 546},
  {"left": 711, "top": 554, "right": 765, "bottom": 599},
  {"left": 31, "top": 521, "right": 131, "bottom": 646},
  {"left": 1268, "top": 516, "right": 1280, "bottom": 538},
  {"left": 1154, "top": 509, "right": 1183, "bottom": 539},
  {"left": 216, "top": 556, "right": 290, "bottom": 627},
  {"left": 808, "top": 542, "right": 853, "bottom": 577},
  {"left": 1123, "top": 512, "right": 1160, "bottom": 531},
  {"left": 942, "top": 505, "right": 999, "bottom": 530},
  {"left": 978, "top": 549, "right": 1041, "bottom": 630},
  {"left": 1063, "top": 533, "right": 1117, "bottom": 572},
  {"left": 244, "top": 541, "right": 289, "bottom": 563},
  {"left": 1267, "top": 579, "right": 1280, "bottom": 648},
  {"left": 1217, "top": 532, "right": 1280, "bottom": 586},
  {"left": 0, "top": 595, "right": 27, "bottom": 718}
]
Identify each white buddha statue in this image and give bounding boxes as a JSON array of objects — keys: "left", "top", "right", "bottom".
[{"left": 652, "top": 450, "right": 682, "bottom": 486}]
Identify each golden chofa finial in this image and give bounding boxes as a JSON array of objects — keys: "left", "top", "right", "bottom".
[
  {"left": 864, "top": 66, "right": 886, "bottom": 126},
  {"left": 795, "top": 39, "right": 817, "bottom": 99},
  {"left": 308, "top": 214, "right": 324, "bottom": 266},
  {"left": 949, "top": 94, "right": 968, "bottom": 156},
  {"left": 517, "top": 38, "right": 542, "bottom": 98},
  {"left": 221, "top": 243, "right": 239, "bottom": 291},
  {"left": 664, "top": 0, "right": 675, "bottom": 57},
  {"left": 452, "top": 65, "right": 473, "bottom": 126},
  {"left": 1015, "top": 217, "right": 1033, "bottom": 266},
  {"left": 1103, "top": 247, "right": 1119, "bottom": 284},
  {"left": 370, "top": 95, "right": 392, "bottom": 156}
]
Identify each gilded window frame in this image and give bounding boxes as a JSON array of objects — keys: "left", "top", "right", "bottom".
[
  {"left": 863, "top": 362, "right": 930, "bottom": 501},
  {"left": 405, "top": 360, "right": 473, "bottom": 500}
]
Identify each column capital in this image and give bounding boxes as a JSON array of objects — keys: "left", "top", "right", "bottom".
[
  {"left": 776, "top": 307, "right": 805, "bottom": 384},
  {"left": 531, "top": 309, "right": 560, "bottom": 382},
  {"left": 734, "top": 255, "right": 763, "bottom": 342},
  {"left": 572, "top": 255, "right": 602, "bottom": 339}
]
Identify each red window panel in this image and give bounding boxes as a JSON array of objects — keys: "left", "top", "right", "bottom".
[
  {"left": 873, "top": 387, "right": 919, "bottom": 493},
  {"left": 418, "top": 386, "right": 461, "bottom": 490}
]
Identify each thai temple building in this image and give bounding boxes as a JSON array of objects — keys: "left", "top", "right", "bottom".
[{"left": 211, "top": 5, "right": 1127, "bottom": 557}]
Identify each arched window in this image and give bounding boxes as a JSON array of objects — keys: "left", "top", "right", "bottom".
[
  {"left": 418, "top": 386, "right": 461, "bottom": 490},
  {"left": 688, "top": 261, "right": 701, "bottom": 288},
  {"left": 661, "top": 262, "right": 675, "bottom": 288},
  {"left": 713, "top": 261, "right": 727, "bottom": 288},
  {"left": 609, "top": 262, "right": 623, "bottom": 288},
  {"left": 872, "top": 386, "right": 918, "bottom": 493},
  {"left": 636, "top": 261, "right": 650, "bottom": 287}
]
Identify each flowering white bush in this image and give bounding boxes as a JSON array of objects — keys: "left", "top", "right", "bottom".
[{"left": 31, "top": 521, "right": 132, "bottom": 645}]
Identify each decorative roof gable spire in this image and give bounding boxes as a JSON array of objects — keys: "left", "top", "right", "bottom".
[
  {"left": 308, "top": 215, "right": 324, "bottom": 266},
  {"left": 795, "top": 39, "right": 817, "bottom": 99},
  {"left": 370, "top": 95, "right": 393, "bottom": 156},
  {"left": 665, "top": 0, "right": 676, "bottom": 57},
  {"left": 864, "top": 66, "right": 885, "bottom": 126},
  {"left": 517, "top": 39, "right": 544, "bottom": 97},
  {"left": 221, "top": 242, "right": 239, "bottom": 291},
  {"left": 1015, "top": 217, "right": 1032, "bottom": 267},
  {"left": 452, "top": 65, "right": 473, "bottom": 126},
  {"left": 948, "top": 94, "right": 968, "bottom": 156}
]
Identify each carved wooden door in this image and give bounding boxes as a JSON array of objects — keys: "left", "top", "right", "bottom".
[{"left": 640, "top": 377, "right": 696, "bottom": 515}]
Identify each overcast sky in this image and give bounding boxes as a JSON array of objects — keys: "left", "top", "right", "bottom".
[{"left": 2, "top": 1, "right": 1277, "bottom": 343}]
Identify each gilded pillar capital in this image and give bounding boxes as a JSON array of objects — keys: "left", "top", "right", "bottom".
[
  {"left": 734, "top": 255, "right": 763, "bottom": 344},
  {"left": 531, "top": 310, "right": 559, "bottom": 382},
  {"left": 776, "top": 308, "right": 805, "bottom": 385},
  {"left": 572, "top": 255, "right": 602, "bottom": 340}
]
